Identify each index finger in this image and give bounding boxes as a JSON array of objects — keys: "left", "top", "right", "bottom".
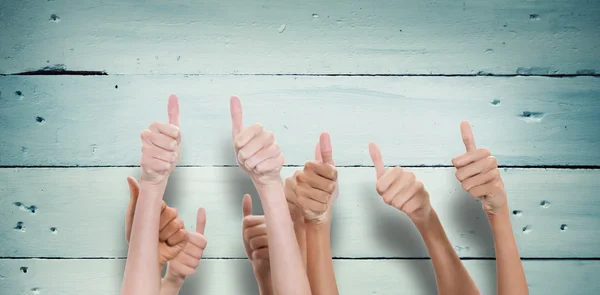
[
  {"left": 196, "top": 208, "right": 207, "bottom": 234},
  {"left": 460, "top": 120, "right": 476, "bottom": 152},
  {"left": 168, "top": 94, "right": 180, "bottom": 127},
  {"left": 368, "top": 142, "right": 386, "bottom": 179},
  {"left": 230, "top": 96, "right": 243, "bottom": 138}
]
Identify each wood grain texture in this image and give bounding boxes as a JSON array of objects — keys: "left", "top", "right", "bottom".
[
  {"left": 1, "top": 259, "right": 598, "bottom": 294},
  {"left": 1, "top": 76, "right": 599, "bottom": 166},
  {"left": 1, "top": 167, "right": 598, "bottom": 258},
  {"left": 0, "top": 0, "right": 599, "bottom": 75}
]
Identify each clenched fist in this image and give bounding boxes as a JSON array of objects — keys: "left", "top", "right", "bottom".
[
  {"left": 452, "top": 121, "right": 507, "bottom": 216},
  {"left": 286, "top": 133, "right": 338, "bottom": 223},
  {"left": 140, "top": 94, "right": 182, "bottom": 185},
  {"left": 369, "top": 143, "right": 432, "bottom": 222},
  {"left": 125, "top": 176, "right": 188, "bottom": 266},
  {"left": 164, "top": 208, "right": 208, "bottom": 285},
  {"left": 230, "top": 96, "right": 284, "bottom": 186},
  {"left": 241, "top": 194, "right": 270, "bottom": 273}
]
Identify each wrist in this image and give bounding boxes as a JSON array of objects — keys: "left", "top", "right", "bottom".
[
  {"left": 139, "top": 179, "right": 168, "bottom": 198},
  {"left": 163, "top": 272, "right": 185, "bottom": 288},
  {"left": 408, "top": 205, "right": 434, "bottom": 227},
  {"left": 253, "top": 178, "right": 283, "bottom": 191}
]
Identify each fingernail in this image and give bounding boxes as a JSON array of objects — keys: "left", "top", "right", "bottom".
[{"left": 171, "top": 140, "right": 177, "bottom": 150}]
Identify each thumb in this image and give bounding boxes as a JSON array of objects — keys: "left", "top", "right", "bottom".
[
  {"left": 368, "top": 143, "right": 386, "bottom": 179},
  {"left": 319, "top": 132, "right": 334, "bottom": 165},
  {"left": 125, "top": 176, "right": 140, "bottom": 243},
  {"left": 196, "top": 208, "right": 207, "bottom": 234},
  {"left": 460, "top": 120, "right": 476, "bottom": 152},
  {"left": 314, "top": 141, "right": 322, "bottom": 162},
  {"left": 230, "top": 95, "right": 243, "bottom": 139},
  {"left": 242, "top": 194, "right": 253, "bottom": 217},
  {"left": 168, "top": 94, "right": 180, "bottom": 127}
]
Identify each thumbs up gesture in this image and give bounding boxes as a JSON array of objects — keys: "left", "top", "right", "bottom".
[
  {"left": 125, "top": 176, "right": 189, "bottom": 266},
  {"left": 369, "top": 143, "right": 432, "bottom": 222},
  {"left": 163, "top": 208, "right": 208, "bottom": 285},
  {"left": 285, "top": 133, "right": 338, "bottom": 224},
  {"left": 241, "top": 194, "right": 271, "bottom": 274},
  {"left": 230, "top": 96, "right": 285, "bottom": 186},
  {"left": 139, "top": 94, "right": 182, "bottom": 185},
  {"left": 452, "top": 121, "right": 507, "bottom": 216}
]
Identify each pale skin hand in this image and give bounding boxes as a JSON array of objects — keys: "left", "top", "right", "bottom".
[
  {"left": 452, "top": 121, "right": 528, "bottom": 295},
  {"left": 286, "top": 133, "right": 339, "bottom": 295},
  {"left": 126, "top": 177, "right": 208, "bottom": 295},
  {"left": 230, "top": 95, "right": 311, "bottom": 295},
  {"left": 369, "top": 142, "right": 480, "bottom": 295},
  {"left": 242, "top": 194, "right": 274, "bottom": 295},
  {"left": 121, "top": 95, "right": 182, "bottom": 295}
]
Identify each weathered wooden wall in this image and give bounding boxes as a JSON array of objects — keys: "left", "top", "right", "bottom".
[{"left": 1, "top": 0, "right": 599, "bottom": 294}]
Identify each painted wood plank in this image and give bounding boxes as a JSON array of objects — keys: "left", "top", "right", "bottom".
[
  {"left": 1, "top": 76, "right": 599, "bottom": 166},
  {"left": 0, "top": 259, "right": 598, "bottom": 294},
  {"left": 1, "top": 167, "right": 598, "bottom": 258},
  {"left": 0, "top": 1, "right": 598, "bottom": 75}
]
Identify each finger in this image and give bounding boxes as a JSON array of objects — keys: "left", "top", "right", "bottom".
[
  {"left": 159, "top": 207, "right": 178, "bottom": 231},
  {"left": 452, "top": 148, "right": 492, "bottom": 168},
  {"left": 242, "top": 194, "right": 253, "bottom": 217},
  {"left": 462, "top": 168, "right": 500, "bottom": 192},
  {"left": 149, "top": 122, "right": 181, "bottom": 142},
  {"left": 125, "top": 176, "right": 140, "bottom": 243},
  {"left": 160, "top": 218, "right": 184, "bottom": 242},
  {"left": 242, "top": 215, "right": 265, "bottom": 229},
  {"left": 381, "top": 178, "right": 408, "bottom": 205},
  {"left": 252, "top": 247, "right": 270, "bottom": 261},
  {"left": 187, "top": 231, "right": 208, "bottom": 249},
  {"left": 166, "top": 228, "right": 188, "bottom": 247},
  {"left": 391, "top": 181, "right": 422, "bottom": 211},
  {"left": 142, "top": 129, "right": 178, "bottom": 152},
  {"left": 296, "top": 170, "right": 336, "bottom": 193},
  {"left": 244, "top": 144, "right": 279, "bottom": 170},
  {"left": 168, "top": 94, "right": 180, "bottom": 127},
  {"left": 304, "top": 161, "right": 337, "bottom": 181},
  {"left": 244, "top": 223, "right": 267, "bottom": 240},
  {"left": 254, "top": 152, "right": 284, "bottom": 174},
  {"left": 460, "top": 120, "right": 476, "bottom": 152},
  {"left": 249, "top": 235, "right": 269, "bottom": 250},
  {"left": 455, "top": 156, "right": 498, "bottom": 182},
  {"left": 234, "top": 123, "right": 264, "bottom": 151},
  {"left": 314, "top": 141, "right": 322, "bottom": 162},
  {"left": 369, "top": 142, "right": 386, "bottom": 179},
  {"left": 230, "top": 95, "right": 243, "bottom": 138},
  {"left": 319, "top": 132, "right": 334, "bottom": 165},
  {"left": 196, "top": 208, "right": 207, "bottom": 234},
  {"left": 296, "top": 194, "right": 328, "bottom": 212},
  {"left": 238, "top": 131, "right": 275, "bottom": 161},
  {"left": 376, "top": 168, "right": 403, "bottom": 196},
  {"left": 468, "top": 183, "right": 494, "bottom": 199}
]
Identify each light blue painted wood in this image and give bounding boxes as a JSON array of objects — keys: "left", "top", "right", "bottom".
[
  {"left": 1, "top": 76, "right": 599, "bottom": 166},
  {"left": 1, "top": 167, "right": 598, "bottom": 258},
  {"left": 0, "top": 0, "right": 598, "bottom": 74},
  {"left": 0, "top": 259, "right": 598, "bottom": 294}
]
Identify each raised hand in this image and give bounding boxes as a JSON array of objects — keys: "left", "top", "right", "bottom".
[
  {"left": 241, "top": 194, "right": 274, "bottom": 295},
  {"left": 452, "top": 121, "right": 507, "bottom": 216},
  {"left": 230, "top": 96, "right": 284, "bottom": 187},
  {"left": 125, "top": 176, "right": 189, "bottom": 266},
  {"left": 369, "top": 143, "right": 432, "bottom": 222},
  {"left": 287, "top": 133, "right": 338, "bottom": 224},
  {"left": 140, "top": 94, "right": 182, "bottom": 185},
  {"left": 163, "top": 208, "right": 208, "bottom": 286}
]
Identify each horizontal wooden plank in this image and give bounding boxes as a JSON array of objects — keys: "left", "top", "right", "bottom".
[
  {"left": 1, "top": 76, "right": 599, "bottom": 166},
  {"left": 0, "top": 0, "right": 598, "bottom": 75},
  {"left": 0, "top": 259, "right": 598, "bottom": 294},
  {"left": 1, "top": 167, "right": 598, "bottom": 258}
]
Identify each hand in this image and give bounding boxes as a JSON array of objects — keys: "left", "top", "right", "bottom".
[
  {"left": 286, "top": 132, "right": 338, "bottom": 224},
  {"left": 452, "top": 121, "right": 507, "bottom": 216},
  {"left": 164, "top": 208, "right": 208, "bottom": 286},
  {"left": 241, "top": 194, "right": 271, "bottom": 275},
  {"left": 125, "top": 176, "right": 189, "bottom": 266},
  {"left": 230, "top": 96, "right": 285, "bottom": 187},
  {"left": 140, "top": 94, "right": 182, "bottom": 185},
  {"left": 369, "top": 143, "right": 432, "bottom": 223}
]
